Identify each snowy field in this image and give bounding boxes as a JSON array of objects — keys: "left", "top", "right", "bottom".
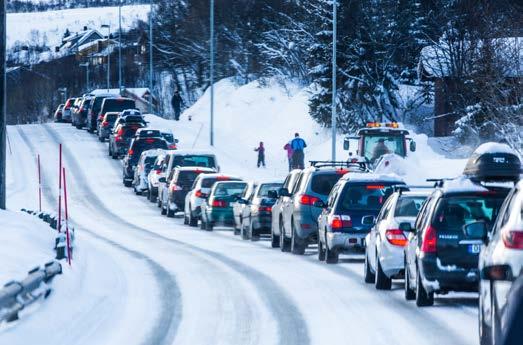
[
  {"left": 6, "top": 5, "right": 149, "bottom": 51},
  {"left": 2, "top": 79, "right": 478, "bottom": 344}
]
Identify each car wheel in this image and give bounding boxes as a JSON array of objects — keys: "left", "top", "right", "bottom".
[
  {"left": 160, "top": 201, "right": 167, "bottom": 215},
  {"left": 241, "top": 223, "right": 249, "bottom": 240},
  {"left": 364, "top": 250, "right": 375, "bottom": 283},
  {"left": 490, "top": 289, "right": 500, "bottom": 345},
  {"left": 189, "top": 210, "right": 198, "bottom": 227},
  {"left": 166, "top": 201, "right": 174, "bottom": 218},
  {"left": 200, "top": 216, "right": 206, "bottom": 230},
  {"left": 249, "top": 221, "right": 258, "bottom": 241},
  {"left": 291, "top": 222, "right": 305, "bottom": 255},
  {"left": 318, "top": 236, "right": 326, "bottom": 261},
  {"left": 479, "top": 285, "right": 492, "bottom": 345},
  {"left": 206, "top": 220, "right": 213, "bottom": 231},
  {"left": 325, "top": 244, "right": 338, "bottom": 264},
  {"left": 415, "top": 266, "right": 434, "bottom": 307},
  {"left": 375, "top": 255, "right": 392, "bottom": 290},
  {"left": 404, "top": 258, "right": 416, "bottom": 300},
  {"left": 279, "top": 219, "right": 291, "bottom": 252},
  {"left": 183, "top": 212, "right": 189, "bottom": 225},
  {"left": 271, "top": 229, "right": 280, "bottom": 248}
]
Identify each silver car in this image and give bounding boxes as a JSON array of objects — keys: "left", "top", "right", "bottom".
[
  {"left": 365, "top": 190, "right": 429, "bottom": 289},
  {"left": 270, "top": 170, "right": 302, "bottom": 248},
  {"left": 132, "top": 149, "right": 164, "bottom": 195},
  {"left": 233, "top": 181, "right": 257, "bottom": 236},
  {"left": 479, "top": 179, "right": 523, "bottom": 345}
]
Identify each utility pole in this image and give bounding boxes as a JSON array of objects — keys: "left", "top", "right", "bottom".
[
  {"left": 101, "top": 24, "right": 111, "bottom": 91},
  {"left": 0, "top": 0, "right": 6, "bottom": 209},
  {"left": 148, "top": 0, "right": 153, "bottom": 114},
  {"left": 331, "top": 0, "right": 337, "bottom": 161},
  {"left": 209, "top": 0, "right": 215, "bottom": 146},
  {"left": 118, "top": 1, "right": 122, "bottom": 95}
]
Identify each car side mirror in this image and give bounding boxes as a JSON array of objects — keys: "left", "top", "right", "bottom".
[
  {"left": 238, "top": 198, "right": 248, "bottom": 205},
  {"left": 278, "top": 188, "right": 290, "bottom": 197},
  {"left": 480, "top": 265, "right": 513, "bottom": 281},
  {"left": 158, "top": 177, "right": 166, "bottom": 183},
  {"left": 267, "top": 190, "right": 278, "bottom": 199},
  {"left": 313, "top": 200, "right": 326, "bottom": 208},
  {"left": 463, "top": 221, "right": 488, "bottom": 241},
  {"left": 399, "top": 222, "right": 413, "bottom": 232},
  {"left": 362, "top": 215, "right": 375, "bottom": 226},
  {"left": 409, "top": 141, "right": 416, "bottom": 152},
  {"left": 343, "top": 138, "right": 350, "bottom": 151},
  {"left": 175, "top": 139, "right": 179, "bottom": 144}
]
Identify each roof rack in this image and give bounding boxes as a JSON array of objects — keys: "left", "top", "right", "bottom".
[
  {"left": 309, "top": 160, "right": 369, "bottom": 171},
  {"left": 393, "top": 184, "right": 434, "bottom": 195}
]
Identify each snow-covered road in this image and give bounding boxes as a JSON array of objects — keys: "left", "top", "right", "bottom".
[{"left": 5, "top": 123, "right": 478, "bottom": 345}]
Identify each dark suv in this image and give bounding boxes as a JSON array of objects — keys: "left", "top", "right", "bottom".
[
  {"left": 72, "top": 97, "right": 92, "bottom": 129},
  {"left": 404, "top": 177, "right": 510, "bottom": 307},
  {"left": 87, "top": 94, "right": 112, "bottom": 133},
  {"left": 109, "top": 122, "right": 145, "bottom": 159},
  {"left": 122, "top": 137, "right": 168, "bottom": 187},
  {"left": 96, "top": 98, "right": 136, "bottom": 132}
]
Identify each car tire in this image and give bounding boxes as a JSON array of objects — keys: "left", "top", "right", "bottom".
[
  {"left": 233, "top": 225, "right": 240, "bottom": 236},
  {"left": 291, "top": 222, "right": 305, "bottom": 255},
  {"left": 364, "top": 251, "right": 375, "bottom": 283},
  {"left": 200, "top": 217, "right": 206, "bottom": 230},
  {"left": 318, "top": 236, "right": 326, "bottom": 261},
  {"left": 404, "top": 259, "right": 416, "bottom": 300},
  {"left": 189, "top": 210, "right": 198, "bottom": 227},
  {"left": 249, "top": 221, "right": 258, "bottom": 241},
  {"left": 161, "top": 202, "right": 167, "bottom": 215},
  {"left": 279, "top": 219, "right": 291, "bottom": 252},
  {"left": 271, "top": 230, "right": 280, "bottom": 248},
  {"left": 241, "top": 224, "right": 249, "bottom": 240},
  {"left": 166, "top": 201, "right": 174, "bottom": 217},
  {"left": 375, "top": 256, "right": 392, "bottom": 290},
  {"left": 325, "top": 245, "right": 338, "bottom": 264},
  {"left": 415, "top": 267, "right": 434, "bottom": 307},
  {"left": 206, "top": 221, "right": 213, "bottom": 232},
  {"left": 479, "top": 286, "right": 492, "bottom": 345}
]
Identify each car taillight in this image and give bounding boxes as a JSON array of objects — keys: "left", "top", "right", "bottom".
[
  {"left": 502, "top": 230, "right": 523, "bottom": 249},
  {"left": 259, "top": 206, "right": 272, "bottom": 212},
  {"left": 115, "top": 136, "right": 122, "bottom": 142},
  {"left": 329, "top": 215, "right": 352, "bottom": 231},
  {"left": 216, "top": 176, "right": 230, "bottom": 181},
  {"left": 366, "top": 185, "right": 385, "bottom": 190},
  {"left": 145, "top": 138, "right": 156, "bottom": 144},
  {"left": 79, "top": 107, "right": 84, "bottom": 112},
  {"left": 170, "top": 184, "right": 182, "bottom": 192},
  {"left": 385, "top": 229, "right": 408, "bottom": 246},
  {"left": 128, "top": 149, "right": 134, "bottom": 155},
  {"left": 102, "top": 121, "right": 109, "bottom": 127},
  {"left": 155, "top": 169, "right": 162, "bottom": 174},
  {"left": 195, "top": 189, "right": 207, "bottom": 198},
  {"left": 212, "top": 200, "right": 227, "bottom": 208},
  {"left": 336, "top": 169, "right": 348, "bottom": 175},
  {"left": 169, "top": 144, "right": 177, "bottom": 150},
  {"left": 98, "top": 114, "right": 105, "bottom": 121},
  {"left": 421, "top": 225, "right": 437, "bottom": 253},
  {"left": 299, "top": 194, "right": 320, "bottom": 206}
]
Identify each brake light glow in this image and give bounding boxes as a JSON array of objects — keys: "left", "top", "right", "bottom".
[
  {"left": 385, "top": 229, "right": 408, "bottom": 246},
  {"left": 98, "top": 114, "right": 105, "bottom": 121},
  {"left": 170, "top": 184, "right": 182, "bottom": 192},
  {"left": 145, "top": 138, "right": 156, "bottom": 144},
  {"left": 329, "top": 215, "right": 352, "bottom": 230},
  {"left": 336, "top": 169, "right": 348, "bottom": 175},
  {"left": 421, "top": 225, "right": 437, "bottom": 253},
  {"left": 299, "top": 194, "right": 320, "bottom": 206},
  {"left": 258, "top": 206, "right": 272, "bottom": 212},
  {"left": 128, "top": 149, "right": 134, "bottom": 155},
  {"left": 212, "top": 200, "right": 227, "bottom": 208},
  {"left": 169, "top": 144, "right": 177, "bottom": 150},
  {"left": 502, "top": 230, "right": 523, "bottom": 249},
  {"left": 115, "top": 136, "right": 122, "bottom": 142},
  {"left": 216, "top": 176, "right": 230, "bottom": 181},
  {"left": 366, "top": 185, "right": 385, "bottom": 190},
  {"left": 102, "top": 121, "right": 109, "bottom": 127},
  {"left": 195, "top": 189, "right": 208, "bottom": 198},
  {"left": 155, "top": 169, "right": 162, "bottom": 174}
]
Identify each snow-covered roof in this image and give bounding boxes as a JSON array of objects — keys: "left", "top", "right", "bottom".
[
  {"left": 168, "top": 149, "right": 216, "bottom": 156},
  {"left": 201, "top": 173, "right": 242, "bottom": 180},
  {"left": 175, "top": 166, "right": 216, "bottom": 172},
  {"left": 341, "top": 173, "right": 405, "bottom": 183},
  {"left": 439, "top": 176, "right": 491, "bottom": 194},
  {"left": 473, "top": 142, "right": 518, "bottom": 155},
  {"left": 419, "top": 37, "right": 523, "bottom": 79},
  {"left": 89, "top": 88, "right": 120, "bottom": 96}
]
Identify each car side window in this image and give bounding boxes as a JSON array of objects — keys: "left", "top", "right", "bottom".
[
  {"left": 415, "top": 195, "right": 434, "bottom": 231},
  {"left": 495, "top": 189, "right": 520, "bottom": 234},
  {"left": 282, "top": 176, "right": 291, "bottom": 189},
  {"left": 379, "top": 196, "right": 395, "bottom": 221},
  {"left": 328, "top": 184, "right": 340, "bottom": 208},
  {"left": 291, "top": 173, "right": 303, "bottom": 194}
]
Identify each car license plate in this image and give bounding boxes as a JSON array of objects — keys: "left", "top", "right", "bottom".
[{"left": 468, "top": 244, "right": 480, "bottom": 254}]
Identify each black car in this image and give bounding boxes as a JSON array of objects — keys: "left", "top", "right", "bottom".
[
  {"left": 109, "top": 122, "right": 145, "bottom": 159},
  {"left": 97, "top": 112, "right": 119, "bottom": 142},
  {"left": 238, "top": 182, "right": 283, "bottom": 241},
  {"left": 87, "top": 94, "right": 112, "bottom": 133},
  {"left": 72, "top": 97, "right": 92, "bottom": 129},
  {"left": 122, "top": 137, "right": 168, "bottom": 187},
  {"left": 404, "top": 177, "right": 510, "bottom": 306}
]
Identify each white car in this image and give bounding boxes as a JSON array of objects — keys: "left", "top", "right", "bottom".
[
  {"left": 184, "top": 173, "right": 242, "bottom": 227},
  {"left": 146, "top": 151, "right": 168, "bottom": 203},
  {"left": 365, "top": 190, "right": 429, "bottom": 290},
  {"left": 479, "top": 179, "right": 523, "bottom": 345},
  {"left": 132, "top": 149, "right": 164, "bottom": 195}
]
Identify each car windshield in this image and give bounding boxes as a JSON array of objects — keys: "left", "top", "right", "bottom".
[
  {"left": 395, "top": 196, "right": 427, "bottom": 217},
  {"left": 338, "top": 184, "right": 397, "bottom": 211},
  {"left": 363, "top": 135, "right": 405, "bottom": 162},
  {"left": 162, "top": 133, "right": 174, "bottom": 142},
  {"left": 311, "top": 173, "right": 344, "bottom": 195},
  {"left": 258, "top": 183, "right": 283, "bottom": 197},
  {"left": 92, "top": 97, "right": 106, "bottom": 113},
  {"left": 432, "top": 194, "right": 507, "bottom": 232},
  {"left": 172, "top": 155, "right": 216, "bottom": 168},
  {"left": 105, "top": 114, "right": 118, "bottom": 122},
  {"left": 214, "top": 183, "right": 247, "bottom": 197},
  {"left": 102, "top": 99, "right": 136, "bottom": 113}
]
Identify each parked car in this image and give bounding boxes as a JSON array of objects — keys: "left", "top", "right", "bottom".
[
  {"left": 478, "top": 180, "right": 523, "bottom": 345},
  {"left": 271, "top": 169, "right": 302, "bottom": 248},
  {"left": 132, "top": 149, "right": 165, "bottom": 195},
  {"left": 316, "top": 173, "right": 405, "bottom": 263},
  {"left": 233, "top": 182, "right": 258, "bottom": 236},
  {"left": 364, "top": 189, "right": 429, "bottom": 288},
  {"left": 498, "top": 274, "right": 523, "bottom": 345},
  {"left": 113, "top": 113, "right": 147, "bottom": 130},
  {"left": 200, "top": 181, "right": 248, "bottom": 231},
  {"left": 87, "top": 94, "right": 112, "bottom": 132},
  {"left": 280, "top": 161, "right": 369, "bottom": 255},
  {"left": 122, "top": 136, "right": 168, "bottom": 187},
  {"left": 237, "top": 181, "right": 283, "bottom": 241},
  {"left": 147, "top": 152, "right": 168, "bottom": 203},
  {"left": 72, "top": 97, "right": 92, "bottom": 128},
  {"left": 53, "top": 104, "right": 65, "bottom": 122},
  {"left": 184, "top": 173, "right": 243, "bottom": 227},
  {"left": 161, "top": 167, "right": 215, "bottom": 217},
  {"left": 108, "top": 122, "right": 145, "bottom": 159},
  {"left": 161, "top": 131, "right": 179, "bottom": 150},
  {"left": 97, "top": 97, "right": 136, "bottom": 132},
  {"left": 135, "top": 128, "right": 162, "bottom": 139},
  {"left": 61, "top": 98, "right": 76, "bottom": 122},
  {"left": 97, "top": 112, "right": 119, "bottom": 142}
]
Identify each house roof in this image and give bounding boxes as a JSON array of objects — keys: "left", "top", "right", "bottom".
[
  {"left": 60, "top": 29, "right": 104, "bottom": 52},
  {"left": 418, "top": 37, "right": 523, "bottom": 80}
]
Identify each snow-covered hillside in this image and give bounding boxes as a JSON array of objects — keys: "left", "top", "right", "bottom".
[{"left": 6, "top": 5, "right": 149, "bottom": 51}]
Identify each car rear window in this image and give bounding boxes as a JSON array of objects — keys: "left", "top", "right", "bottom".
[
  {"left": 338, "top": 184, "right": 397, "bottom": 211},
  {"left": 201, "top": 177, "right": 240, "bottom": 188},
  {"left": 310, "top": 173, "right": 344, "bottom": 195},
  {"left": 102, "top": 99, "right": 136, "bottom": 113},
  {"left": 258, "top": 183, "right": 283, "bottom": 197},
  {"left": 172, "top": 155, "right": 216, "bottom": 169},
  {"left": 144, "top": 156, "right": 157, "bottom": 166},
  {"left": 177, "top": 171, "right": 202, "bottom": 187},
  {"left": 432, "top": 195, "right": 506, "bottom": 232},
  {"left": 132, "top": 139, "right": 168, "bottom": 156},
  {"left": 162, "top": 133, "right": 174, "bottom": 142},
  {"left": 214, "top": 183, "right": 247, "bottom": 197},
  {"left": 92, "top": 97, "right": 106, "bottom": 113},
  {"left": 106, "top": 114, "right": 118, "bottom": 122},
  {"left": 124, "top": 115, "right": 144, "bottom": 123},
  {"left": 394, "top": 196, "right": 427, "bottom": 217}
]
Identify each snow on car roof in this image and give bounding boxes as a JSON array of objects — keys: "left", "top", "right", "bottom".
[
  {"left": 175, "top": 166, "right": 216, "bottom": 172},
  {"left": 342, "top": 172, "right": 405, "bottom": 183},
  {"left": 400, "top": 190, "right": 432, "bottom": 197},
  {"left": 439, "top": 176, "right": 492, "bottom": 194},
  {"left": 168, "top": 149, "right": 216, "bottom": 156},
  {"left": 200, "top": 173, "right": 242, "bottom": 180},
  {"left": 473, "top": 142, "right": 518, "bottom": 155},
  {"left": 141, "top": 149, "right": 165, "bottom": 157}
]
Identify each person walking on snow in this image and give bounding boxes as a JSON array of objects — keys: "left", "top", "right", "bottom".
[
  {"left": 283, "top": 142, "right": 293, "bottom": 171},
  {"left": 171, "top": 90, "right": 184, "bottom": 121},
  {"left": 255, "top": 142, "right": 266, "bottom": 168},
  {"left": 290, "top": 133, "right": 307, "bottom": 169}
]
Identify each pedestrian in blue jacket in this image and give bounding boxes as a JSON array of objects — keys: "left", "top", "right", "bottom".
[{"left": 290, "top": 133, "right": 307, "bottom": 169}]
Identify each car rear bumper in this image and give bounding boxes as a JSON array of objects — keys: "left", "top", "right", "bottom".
[
  {"left": 208, "top": 209, "right": 235, "bottom": 226},
  {"left": 169, "top": 191, "right": 188, "bottom": 210},
  {"left": 378, "top": 243, "right": 405, "bottom": 277},
  {"left": 327, "top": 231, "right": 367, "bottom": 250},
  {"left": 252, "top": 215, "right": 272, "bottom": 233},
  {"left": 419, "top": 255, "right": 480, "bottom": 293}
]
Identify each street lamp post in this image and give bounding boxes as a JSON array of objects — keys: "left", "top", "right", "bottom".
[
  {"left": 101, "top": 24, "right": 111, "bottom": 92},
  {"left": 148, "top": 0, "right": 153, "bottom": 114},
  {"left": 118, "top": 1, "right": 122, "bottom": 95},
  {"left": 209, "top": 0, "right": 215, "bottom": 147},
  {"left": 331, "top": 0, "right": 337, "bottom": 161},
  {"left": 79, "top": 63, "right": 90, "bottom": 92}
]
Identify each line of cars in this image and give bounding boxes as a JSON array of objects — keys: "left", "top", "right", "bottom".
[{"left": 58, "top": 99, "right": 522, "bottom": 345}]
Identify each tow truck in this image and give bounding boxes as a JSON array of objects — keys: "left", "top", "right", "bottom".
[{"left": 343, "top": 122, "right": 416, "bottom": 167}]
